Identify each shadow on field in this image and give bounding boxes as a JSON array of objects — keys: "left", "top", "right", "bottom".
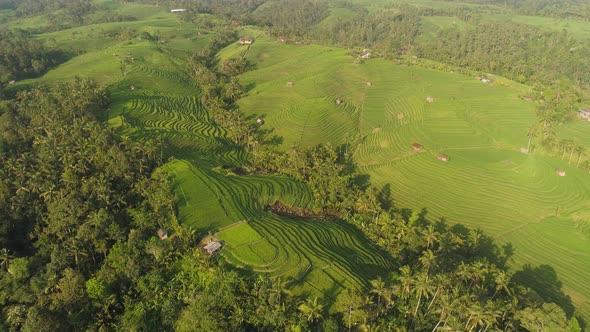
[{"left": 512, "top": 264, "right": 575, "bottom": 318}]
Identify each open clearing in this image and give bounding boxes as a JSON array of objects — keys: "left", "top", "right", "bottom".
[{"left": 233, "top": 36, "right": 590, "bottom": 317}]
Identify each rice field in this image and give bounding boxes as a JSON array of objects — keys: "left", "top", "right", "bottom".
[{"left": 234, "top": 36, "right": 590, "bottom": 318}]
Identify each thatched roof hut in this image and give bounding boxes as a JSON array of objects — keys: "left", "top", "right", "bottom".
[
  {"left": 520, "top": 148, "right": 529, "bottom": 154},
  {"left": 366, "top": 81, "right": 372, "bottom": 87},
  {"left": 239, "top": 37, "right": 254, "bottom": 45},
  {"left": 203, "top": 241, "right": 222, "bottom": 255},
  {"left": 287, "top": 81, "right": 294, "bottom": 87},
  {"left": 412, "top": 143, "right": 424, "bottom": 152},
  {"left": 8, "top": 80, "right": 15, "bottom": 85},
  {"left": 578, "top": 109, "right": 590, "bottom": 121},
  {"left": 555, "top": 168, "right": 566, "bottom": 177},
  {"left": 157, "top": 228, "right": 168, "bottom": 240},
  {"left": 256, "top": 118, "right": 265, "bottom": 125},
  {"left": 130, "top": 85, "right": 136, "bottom": 90},
  {"left": 437, "top": 154, "right": 449, "bottom": 162},
  {"left": 335, "top": 99, "right": 344, "bottom": 105},
  {"left": 425, "top": 97, "right": 434, "bottom": 103}
]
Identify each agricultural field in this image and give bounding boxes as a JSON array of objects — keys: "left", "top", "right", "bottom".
[
  {"left": 233, "top": 36, "right": 590, "bottom": 318},
  {"left": 5, "top": 1, "right": 398, "bottom": 300}
]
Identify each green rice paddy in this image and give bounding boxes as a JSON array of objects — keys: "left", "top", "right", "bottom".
[
  {"left": 234, "top": 36, "right": 590, "bottom": 317},
  {"left": 4, "top": 0, "right": 590, "bottom": 319}
]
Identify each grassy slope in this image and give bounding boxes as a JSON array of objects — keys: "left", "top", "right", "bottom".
[
  {"left": 5, "top": 2, "right": 396, "bottom": 300},
  {"left": 233, "top": 36, "right": 590, "bottom": 318}
]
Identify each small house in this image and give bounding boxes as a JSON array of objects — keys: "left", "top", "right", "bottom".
[
  {"left": 425, "top": 97, "right": 434, "bottom": 103},
  {"left": 171, "top": 9, "right": 187, "bottom": 13},
  {"left": 437, "top": 154, "right": 449, "bottom": 162},
  {"left": 130, "top": 85, "right": 136, "bottom": 91},
  {"left": 203, "top": 241, "right": 222, "bottom": 255},
  {"left": 278, "top": 36, "right": 291, "bottom": 43},
  {"left": 157, "top": 228, "right": 168, "bottom": 240},
  {"left": 366, "top": 81, "right": 372, "bottom": 87},
  {"left": 335, "top": 99, "right": 344, "bottom": 105},
  {"left": 520, "top": 148, "right": 529, "bottom": 154},
  {"left": 239, "top": 37, "right": 254, "bottom": 46},
  {"left": 481, "top": 78, "right": 492, "bottom": 84},
  {"left": 8, "top": 80, "right": 15, "bottom": 85},
  {"left": 256, "top": 118, "right": 265, "bottom": 125},
  {"left": 287, "top": 81, "right": 294, "bottom": 87},
  {"left": 578, "top": 109, "right": 590, "bottom": 121},
  {"left": 555, "top": 168, "right": 567, "bottom": 177},
  {"left": 412, "top": 143, "right": 424, "bottom": 152}
]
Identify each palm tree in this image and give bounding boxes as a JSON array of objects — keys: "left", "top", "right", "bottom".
[
  {"left": 411, "top": 272, "right": 432, "bottom": 327},
  {"left": 580, "top": 160, "right": 590, "bottom": 173},
  {"left": 526, "top": 125, "right": 538, "bottom": 151},
  {"left": 560, "top": 139, "right": 573, "bottom": 159},
  {"left": 398, "top": 266, "right": 413, "bottom": 299},
  {"left": 370, "top": 277, "right": 387, "bottom": 309},
  {"left": 0, "top": 248, "right": 12, "bottom": 271},
  {"left": 298, "top": 297, "right": 324, "bottom": 323},
  {"left": 575, "top": 145, "right": 586, "bottom": 167},
  {"left": 568, "top": 140, "right": 578, "bottom": 163},
  {"left": 422, "top": 225, "right": 439, "bottom": 250}
]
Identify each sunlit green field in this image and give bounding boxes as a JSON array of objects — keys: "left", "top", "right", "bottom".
[{"left": 233, "top": 36, "right": 590, "bottom": 317}]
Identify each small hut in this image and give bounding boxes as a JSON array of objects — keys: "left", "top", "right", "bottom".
[
  {"left": 157, "top": 228, "right": 168, "bottom": 240},
  {"left": 256, "top": 118, "right": 265, "bottom": 125},
  {"left": 287, "top": 81, "right": 294, "bottom": 87},
  {"left": 520, "top": 148, "right": 529, "bottom": 154},
  {"left": 130, "top": 85, "right": 136, "bottom": 91},
  {"left": 239, "top": 37, "right": 254, "bottom": 46},
  {"left": 366, "top": 81, "right": 372, "bottom": 87},
  {"left": 8, "top": 80, "right": 15, "bottom": 85},
  {"left": 277, "top": 36, "right": 291, "bottom": 43},
  {"left": 578, "top": 109, "right": 590, "bottom": 121},
  {"left": 555, "top": 168, "right": 567, "bottom": 177},
  {"left": 203, "top": 241, "right": 222, "bottom": 255},
  {"left": 335, "top": 99, "right": 344, "bottom": 105},
  {"left": 412, "top": 143, "right": 424, "bottom": 152},
  {"left": 425, "top": 97, "right": 434, "bottom": 103},
  {"left": 437, "top": 154, "right": 449, "bottom": 162},
  {"left": 481, "top": 78, "right": 492, "bottom": 84}
]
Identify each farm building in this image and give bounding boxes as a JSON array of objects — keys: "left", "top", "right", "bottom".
[
  {"left": 256, "top": 118, "right": 265, "bottom": 125},
  {"left": 555, "top": 168, "right": 567, "bottom": 177},
  {"left": 425, "top": 97, "right": 434, "bottom": 103},
  {"left": 437, "top": 154, "right": 449, "bottom": 162},
  {"left": 203, "top": 241, "right": 222, "bottom": 255},
  {"left": 520, "top": 148, "right": 529, "bottom": 154},
  {"left": 335, "top": 99, "right": 344, "bottom": 105},
  {"left": 157, "top": 228, "right": 168, "bottom": 240},
  {"left": 412, "top": 143, "right": 424, "bottom": 152},
  {"left": 287, "top": 81, "right": 294, "bottom": 87},
  {"left": 578, "top": 109, "right": 590, "bottom": 121},
  {"left": 8, "top": 80, "right": 15, "bottom": 85},
  {"left": 350, "top": 49, "right": 371, "bottom": 59},
  {"left": 170, "top": 9, "right": 186, "bottom": 13},
  {"left": 239, "top": 37, "right": 254, "bottom": 46}
]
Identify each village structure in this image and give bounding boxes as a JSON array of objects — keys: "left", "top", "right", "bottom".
[
  {"left": 239, "top": 37, "right": 254, "bottom": 46},
  {"left": 256, "top": 118, "right": 265, "bottom": 125},
  {"left": 555, "top": 168, "right": 567, "bottom": 177},
  {"left": 335, "top": 99, "right": 344, "bottom": 105},
  {"left": 520, "top": 148, "right": 529, "bottom": 154},
  {"left": 425, "top": 97, "right": 434, "bottom": 103},
  {"left": 277, "top": 36, "right": 291, "bottom": 43},
  {"left": 437, "top": 154, "right": 449, "bottom": 162},
  {"left": 287, "top": 81, "right": 294, "bottom": 87},
  {"left": 157, "top": 228, "right": 168, "bottom": 240},
  {"left": 203, "top": 241, "right": 222, "bottom": 255},
  {"left": 170, "top": 9, "right": 187, "bottom": 13},
  {"left": 578, "top": 109, "right": 590, "bottom": 121},
  {"left": 412, "top": 143, "right": 424, "bottom": 152},
  {"left": 350, "top": 49, "right": 371, "bottom": 59}
]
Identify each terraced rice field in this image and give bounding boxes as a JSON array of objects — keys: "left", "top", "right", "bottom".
[
  {"left": 31, "top": 5, "right": 398, "bottom": 299},
  {"left": 234, "top": 37, "right": 590, "bottom": 318}
]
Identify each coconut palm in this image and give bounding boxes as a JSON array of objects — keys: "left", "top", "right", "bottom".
[
  {"left": 370, "top": 276, "right": 387, "bottom": 309},
  {"left": 0, "top": 248, "right": 12, "bottom": 271},
  {"left": 575, "top": 145, "right": 586, "bottom": 167},
  {"left": 298, "top": 297, "right": 324, "bottom": 323},
  {"left": 526, "top": 125, "right": 538, "bottom": 151}
]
